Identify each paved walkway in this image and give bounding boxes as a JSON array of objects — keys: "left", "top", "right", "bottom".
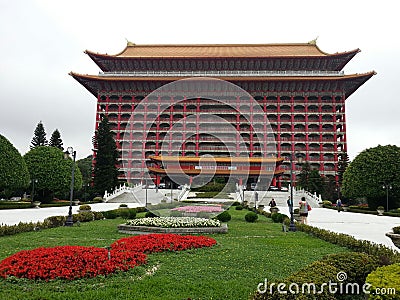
[
  {"left": 276, "top": 205, "right": 400, "bottom": 251},
  {"left": 1, "top": 203, "right": 399, "bottom": 251},
  {"left": 0, "top": 203, "right": 141, "bottom": 226}
]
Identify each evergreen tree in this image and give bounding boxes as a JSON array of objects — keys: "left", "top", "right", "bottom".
[
  {"left": 0, "top": 134, "right": 30, "bottom": 198},
  {"left": 297, "top": 162, "right": 311, "bottom": 190},
  {"left": 49, "top": 129, "right": 64, "bottom": 151},
  {"left": 337, "top": 151, "right": 350, "bottom": 186},
  {"left": 30, "top": 121, "right": 48, "bottom": 149},
  {"left": 297, "top": 162, "right": 324, "bottom": 194},
  {"left": 24, "top": 146, "right": 82, "bottom": 203},
  {"left": 342, "top": 145, "right": 400, "bottom": 209},
  {"left": 93, "top": 116, "right": 119, "bottom": 195}
]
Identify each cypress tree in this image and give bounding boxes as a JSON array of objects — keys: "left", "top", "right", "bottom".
[
  {"left": 30, "top": 121, "right": 48, "bottom": 149},
  {"left": 337, "top": 151, "right": 350, "bottom": 186},
  {"left": 93, "top": 115, "right": 119, "bottom": 195},
  {"left": 49, "top": 129, "right": 64, "bottom": 151}
]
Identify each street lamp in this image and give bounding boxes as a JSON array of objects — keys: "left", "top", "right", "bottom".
[
  {"left": 382, "top": 183, "right": 392, "bottom": 212},
  {"left": 64, "top": 147, "right": 76, "bottom": 226},
  {"left": 30, "top": 179, "right": 38, "bottom": 202},
  {"left": 170, "top": 179, "right": 173, "bottom": 203},
  {"left": 288, "top": 153, "right": 304, "bottom": 232},
  {"left": 145, "top": 178, "right": 148, "bottom": 207}
]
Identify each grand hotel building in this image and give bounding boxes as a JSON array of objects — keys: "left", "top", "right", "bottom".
[{"left": 71, "top": 41, "right": 374, "bottom": 188}]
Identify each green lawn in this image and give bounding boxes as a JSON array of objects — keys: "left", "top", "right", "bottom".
[{"left": 0, "top": 208, "right": 348, "bottom": 300}]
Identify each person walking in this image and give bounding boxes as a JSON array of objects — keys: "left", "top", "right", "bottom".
[
  {"left": 336, "top": 198, "right": 342, "bottom": 213},
  {"left": 299, "top": 197, "right": 310, "bottom": 224},
  {"left": 287, "top": 196, "right": 293, "bottom": 214},
  {"left": 269, "top": 198, "right": 277, "bottom": 207}
]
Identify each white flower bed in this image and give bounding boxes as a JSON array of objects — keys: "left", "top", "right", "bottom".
[{"left": 126, "top": 217, "right": 221, "bottom": 228}]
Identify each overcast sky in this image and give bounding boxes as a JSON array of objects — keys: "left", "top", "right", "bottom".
[{"left": 0, "top": 0, "right": 399, "bottom": 160}]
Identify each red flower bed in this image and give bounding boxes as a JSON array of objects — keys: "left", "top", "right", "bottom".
[
  {"left": 0, "top": 234, "right": 217, "bottom": 281},
  {"left": 112, "top": 233, "right": 217, "bottom": 253},
  {"left": 0, "top": 246, "right": 146, "bottom": 280}
]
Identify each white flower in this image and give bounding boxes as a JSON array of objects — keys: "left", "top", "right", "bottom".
[{"left": 126, "top": 217, "right": 221, "bottom": 228}]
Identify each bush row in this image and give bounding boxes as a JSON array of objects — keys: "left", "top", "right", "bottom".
[
  {"left": 0, "top": 206, "right": 145, "bottom": 236},
  {"left": 0, "top": 211, "right": 104, "bottom": 236}
]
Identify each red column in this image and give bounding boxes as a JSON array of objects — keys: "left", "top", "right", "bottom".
[
  {"left": 342, "top": 95, "right": 347, "bottom": 152},
  {"left": 304, "top": 95, "right": 310, "bottom": 161},
  {"left": 236, "top": 96, "right": 240, "bottom": 156},
  {"left": 195, "top": 97, "right": 200, "bottom": 156},
  {"left": 116, "top": 96, "right": 122, "bottom": 141}
]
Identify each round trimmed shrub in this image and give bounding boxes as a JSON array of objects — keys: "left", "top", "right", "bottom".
[
  {"left": 216, "top": 211, "right": 231, "bottom": 222},
  {"left": 366, "top": 263, "right": 400, "bottom": 300},
  {"left": 102, "top": 210, "right": 118, "bottom": 219},
  {"left": 235, "top": 205, "right": 243, "bottom": 210},
  {"left": 79, "top": 204, "right": 91, "bottom": 211},
  {"left": 92, "top": 196, "right": 104, "bottom": 202},
  {"left": 92, "top": 211, "right": 104, "bottom": 220},
  {"left": 271, "top": 213, "right": 289, "bottom": 223},
  {"left": 145, "top": 211, "right": 158, "bottom": 218},
  {"left": 245, "top": 211, "right": 258, "bottom": 223},
  {"left": 118, "top": 208, "right": 136, "bottom": 219},
  {"left": 323, "top": 252, "right": 379, "bottom": 285},
  {"left": 74, "top": 211, "right": 94, "bottom": 222},
  {"left": 44, "top": 216, "right": 67, "bottom": 227}
]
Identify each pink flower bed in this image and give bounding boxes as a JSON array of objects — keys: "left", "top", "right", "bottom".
[{"left": 171, "top": 205, "right": 223, "bottom": 213}]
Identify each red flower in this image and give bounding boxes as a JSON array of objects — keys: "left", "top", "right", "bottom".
[{"left": 0, "top": 234, "right": 216, "bottom": 281}]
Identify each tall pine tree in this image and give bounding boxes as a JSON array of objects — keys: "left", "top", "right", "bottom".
[
  {"left": 93, "top": 115, "right": 119, "bottom": 195},
  {"left": 30, "top": 121, "right": 48, "bottom": 149},
  {"left": 337, "top": 151, "right": 350, "bottom": 186},
  {"left": 49, "top": 129, "right": 64, "bottom": 151}
]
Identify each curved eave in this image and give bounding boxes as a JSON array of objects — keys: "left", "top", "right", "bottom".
[
  {"left": 148, "top": 166, "right": 285, "bottom": 176},
  {"left": 69, "top": 71, "right": 376, "bottom": 98},
  {"left": 85, "top": 50, "right": 109, "bottom": 72},
  {"left": 85, "top": 46, "right": 360, "bottom": 72},
  {"left": 149, "top": 155, "right": 284, "bottom": 164},
  {"left": 69, "top": 72, "right": 99, "bottom": 97}
]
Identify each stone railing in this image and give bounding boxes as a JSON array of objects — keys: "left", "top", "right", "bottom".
[
  {"left": 100, "top": 70, "right": 344, "bottom": 77},
  {"left": 294, "top": 189, "right": 322, "bottom": 207},
  {"left": 177, "top": 184, "right": 190, "bottom": 201},
  {"left": 104, "top": 184, "right": 141, "bottom": 202}
]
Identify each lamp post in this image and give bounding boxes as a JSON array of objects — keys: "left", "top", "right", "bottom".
[
  {"left": 30, "top": 179, "right": 38, "bottom": 202},
  {"left": 64, "top": 147, "right": 76, "bottom": 226},
  {"left": 382, "top": 183, "right": 392, "bottom": 212},
  {"left": 288, "top": 153, "right": 304, "bottom": 232},
  {"left": 170, "top": 179, "right": 173, "bottom": 203},
  {"left": 145, "top": 178, "right": 148, "bottom": 207}
]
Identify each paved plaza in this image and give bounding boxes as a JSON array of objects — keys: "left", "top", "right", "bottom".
[{"left": 0, "top": 203, "right": 399, "bottom": 251}]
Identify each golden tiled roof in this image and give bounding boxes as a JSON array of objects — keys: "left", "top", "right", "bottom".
[{"left": 87, "top": 42, "right": 345, "bottom": 58}]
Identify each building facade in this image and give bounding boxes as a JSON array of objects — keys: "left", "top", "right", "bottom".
[{"left": 71, "top": 41, "right": 374, "bottom": 188}]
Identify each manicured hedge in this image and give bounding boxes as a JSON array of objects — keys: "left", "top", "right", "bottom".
[
  {"left": 366, "top": 263, "right": 400, "bottom": 300},
  {"left": 295, "top": 223, "right": 400, "bottom": 265},
  {"left": 323, "top": 252, "right": 379, "bottom": 285}
]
